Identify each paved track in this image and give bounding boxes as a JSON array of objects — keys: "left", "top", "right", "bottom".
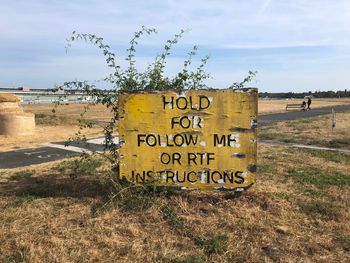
[
  {"left": 1, "top": 104, "right": 350, "bottom": 169},
  {"left": 0, "top": 139, "right": 111, "bottom": 169},
  {"left": 258, "top": 104, "right": 350, "bottom": 126}
]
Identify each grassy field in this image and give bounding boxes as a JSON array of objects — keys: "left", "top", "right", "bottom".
[
  {"left": 258, "top": 98, "right": 350, "bottom": 114},
  {"left": 0, "top": 99, "right": 349, "bottom": 262},
  {"left": 259, "top": 111, "right": 350, "bottom": 149},
  {"left": 0, "top": 104, "right": 112, "bottom": 152},
  {"left": 0, "top": 98, "right": 350, "bottom": 152},
  {"left": 0, "top": 143, "right": 349, "bottom": 262}
]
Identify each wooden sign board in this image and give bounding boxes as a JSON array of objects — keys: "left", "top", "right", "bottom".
[{"left": 118, "top": 89, "right": 257, "bottom": 191}]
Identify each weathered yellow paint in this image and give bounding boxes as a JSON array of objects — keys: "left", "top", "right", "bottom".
[{"left": 118, "top": 89, "right": 257, "bottom": 191}]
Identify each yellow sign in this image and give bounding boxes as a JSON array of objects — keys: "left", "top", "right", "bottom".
[{"left": 118, "top": 89, "right": 257, "bottom": 191}]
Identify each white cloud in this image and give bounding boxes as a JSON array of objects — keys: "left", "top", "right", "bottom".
[{"left": 0, "top": 0, "right": 350, "bottom": 91}]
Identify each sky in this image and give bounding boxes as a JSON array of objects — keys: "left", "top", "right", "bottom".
[{"left": 1, "top": 0, "right": 350, "bottom": 92}]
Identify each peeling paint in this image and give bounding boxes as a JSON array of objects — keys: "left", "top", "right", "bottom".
[
  {"left": 118, "top": 89, "right": 257, "bottom": 191},
  {"left": 232, "top": 153, "right": 246, "bottom": 159}
]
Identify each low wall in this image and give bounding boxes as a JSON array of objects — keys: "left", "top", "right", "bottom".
[
  {"left": 0, "top": 93, "right": 35, "bottom": 136},
  {"left": 0, "top": 113, "right": 35, "bottom": 136}
]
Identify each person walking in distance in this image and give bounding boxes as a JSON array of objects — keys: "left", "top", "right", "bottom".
[
  {"left": 302, "top": 101, "right": 306, "bottom": 111},
  {"left": 307, "top": 96, "right": 312, "bottom": 111}
]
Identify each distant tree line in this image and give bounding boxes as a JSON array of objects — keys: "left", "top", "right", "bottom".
[{"left": 259, "top": 89, "right": 349, "bottom": 99}]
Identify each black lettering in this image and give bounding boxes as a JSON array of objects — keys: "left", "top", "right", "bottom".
[
  {"left": 137, "top": 134, "right": 146, "bottom": 146},
  {"left": 146, "top": 171, "right": 155, "bottom": 183},
  {"left": 160, "top": 153, "right": 171, "bottom": 164},
  {"left": 199, "top": 95, "right": 210, "bottom": 110},
  {"left": 166, "top": 171, "right": 175, "bottom": 183},
  {"left": 176, "top": 171, "right": 186, "bottom": 183},
  {"left": 172, "top": 153, "right": 182, "bottom": 165},
  {"left": 188, "top": 153, "right": 197, "bottom": 165},
  {"left": 173, "top": 134, "right": 184, "bottom": 146},
  {"left": 223, "top": 171, "right": 234, "bottom": 183},
  {"left": 134, "top": 171, "right": 146, "bottom": 183},
  {"left": 189, "top": 96, "right": 197, "bottom": 110},
  {"left": 187, "top": 171, "right": 197, "bottom": 183},
  {"left": 166, "top": 135, "right": 174, "bottom": 146},
  {"left": 157, "top": 134, "right": 161, "bottom": 146},
  {"left": 184, "top": 134, "right": 198, "bottom": 146},
  {"left": 234, "top": 171, "right": 245, "bottom": 184},
  {"left": 214, "top": 134, "right": 225, "bottom": 146},
  {"left": 211, "top": 171, "right": 221, "bottom": 183},
  {"left": 228, "top": 134, "right": 237, "bottom": 146},
  {"left": 163, "top": 96, "right": 174, "bottom": 109},
  {"left": 207, "top": 153, "right": 215, "bottom": 164},
  {"left": 180, "top": 116, "right": 191, "bottom": 129},
  {"left": 197, "top": 153, "right": 205, "bottom": 164},
  {"left": 196, "top": 116, "right": 203, "bottom": 128},
  {"left": 176, "top": 97, "right": 188, "bottom": 110},
  {"left": 213, "top": 134, "right": 237, "bottom": 147},
  {"left": 131, "top": 170, "right": 136, "bottom": 182},
  {"left": 146, "top": 134, "right": 157, "bottom": 147},
  {"left": 171, "top": 117, "right": 180, "bottom": 129}
]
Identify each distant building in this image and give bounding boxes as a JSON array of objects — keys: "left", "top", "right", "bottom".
[
  {"left": 0, "top": 86, "right": 95, "bottom": 104},
  {"left": 18, "top": 86, "right": 30, "bottom": 91}
]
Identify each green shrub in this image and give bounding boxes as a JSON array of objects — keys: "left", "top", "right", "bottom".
[
  {"left": 9, "top": 170, "right": 34, "bottom": 181},
  {"left": 298, "top": 200, "right": 341, "bottom": 220},
  {"left": 304, "top": 149, "right": 350, "bottom": 165},
  {"left": 286, "top": 167, "right": 350, "bottom": 189},
  {"left": 54, "top": 157, "right": 102, "bottom": 177}
]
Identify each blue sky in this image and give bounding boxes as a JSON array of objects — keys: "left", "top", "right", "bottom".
[{"left": 1, "top": 0, "right": 350, "bottom": 92}]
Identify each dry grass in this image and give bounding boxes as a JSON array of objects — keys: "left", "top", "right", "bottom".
[
  {"left": 259, "top": 111, "right": 350, "bottom": 149},
  {"left": 0, "top": 93, "right": 20, "bottom": 102},
  {"left": 0, "top": 104, "right": 112, "bottom": 152},
  {"left": 22, "top": 103, "right": 113, "bottom": 123},
  {"left": 0, "top": 144, "right": 349, "bottom": 263},
  {"left": 258, "top": 98, "right": 350, "bottom": 114},
  {"left": 1, "top": 99, "right": 350, "bottom": 152},
  {"left": 1, "top": 99, "right": 349, "bottom": 261}
]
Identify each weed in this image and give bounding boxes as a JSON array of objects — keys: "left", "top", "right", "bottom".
[
  {"left": 3, "top": 245, "right": 30, "bottom": 263},
  {"left": 194, "top": 234, "right": 228, "bottom": 255},
  {"left": 265, "top": 191, "right": 293, "bottom": 201},
  {"left": 9, "top": 170, "right": 34, "bottom": 181},
  {"left": 91, "top": 179, "right": 161, "bottom": 215},
  {"left": 112, "top": 187, "right": 156, "bottom": 212},
  {"left": 303, "top": 149, "right": 350, "bottom": 165},
  {"left": 281, "top": 137, "right": 297, "bottom": 143},
  {"left": 302, "top": 137, "right": 326, "bottom": 146},
  {"left": 258, "top": 130, "right": 297, "bottom": 143},
  {"left": 334, "top": 234, "right": 350, "bottom": 252},
  {"left": 6, "top": 194, "right": 37, "bottom": 208},
  {"left": 302, "top": 188, "right": 325, "bottom": 198},
  {"left": 294, "top": 118, "right": 311, "bottom": 124},
  {"left": 19, "top": 182, "right": 63, "bottom": 198},
  {"left": 298, "top": 200, "right": 341, "bottom": 220},
  {"left": 161, "top": 205, "right": 228, "bottom": 255},
  {"left": 258, "top": 130, "right": 276, "bottom": 140},
  {"left": 163, "top": 255, "right": 205, "bottom": 263},
  {"left": 286, "top": 167, "right": 350, "bottom": 189},
  {"left": 35, "top": 113, "right": 72, "bottom": 126},
  {"left": 53, "top": 157, "right": 102, "bottom": 177},
  {"left": 18, "top": 177, "right": 110, "bottom": 199},
  {"left": 161, "top": 205, "right": 186, "bottom": 231},
  {"left": 258, "top": 122, "right": 348, "bottom": 148},
  {"left": 326, "top": 138, "right": 350, "bottom": 148},
  {"left": 258, "top": 164, "right": 275, "bottom": 174}
]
